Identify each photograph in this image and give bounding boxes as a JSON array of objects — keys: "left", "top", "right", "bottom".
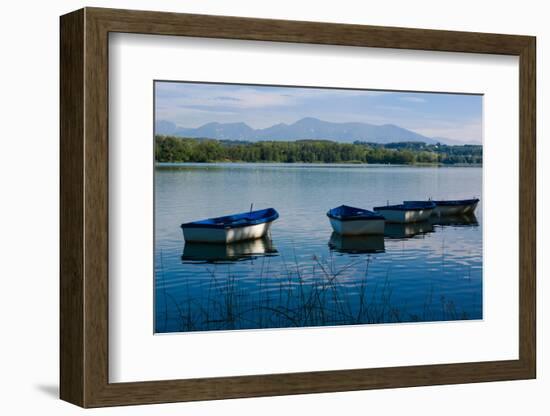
[
  {"left": 49, "top": 3, "right": 540, "bottom": 410},
  {"left": 153, "top": 81, "right": 483, "bottom": 334}
]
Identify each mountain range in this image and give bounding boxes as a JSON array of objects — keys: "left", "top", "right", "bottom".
[{"left": 155, "top": 117, "right": 469, "bottom": 145}]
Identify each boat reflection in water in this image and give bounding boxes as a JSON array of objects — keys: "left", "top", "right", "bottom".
[
  {"left": 328, "top": 232, "right": 385, "bottom": 254},
  {"left": 429, "top": 213, "right": 478, "bottom": 228},
  {"left": 384, "top": 221, "right": 434, "bottom": 240},
  {"left": 384, "top": 214, "right": 478, "bottom": 240},
  {"left": 181, "top": 237, "right": 278, "bottom": 263}
]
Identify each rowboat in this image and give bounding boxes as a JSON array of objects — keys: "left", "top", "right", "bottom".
[
  {"left": 433, "top": 198, "right": 479, "bottom": 216},
  {"left": 326, "top": 205, "right": 385, "bottom": 235},
  {"left": 373, "top": 201, "right": 435, "bottom": 224},
  {"left": 328, "top": 233, "right": 385, "bottom": 254},
  {"left": 405, "top": 198, "right": 479, "bottom": 216},
  {"left": 181, "top": 208, "right": 279, "bottom": 243},
  {"left": 182, "top": 237, "right": 278, "bottom": 263}
]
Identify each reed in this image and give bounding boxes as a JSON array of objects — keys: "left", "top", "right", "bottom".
[{"left": 156, "top": 253, "right": 470, "bottom": 333}]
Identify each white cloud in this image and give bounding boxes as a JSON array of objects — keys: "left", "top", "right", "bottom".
[
  {"left": 399, "top": 96, "right": 427, "bottom": 103},
  {"left": 154, "top": 82, "right": 482, "bottom": 143},
  {"left": 411, "top": 118, "right": 482, "bottom": 143},
  {"left": 157, "top": 85, "right": 296, "bottom": 110},
  {"left": 155, "top": 82, "right": 395, "bottom": 111}
]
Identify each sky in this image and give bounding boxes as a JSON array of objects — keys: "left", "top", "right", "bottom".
[{"left": 155, "top": 81, "right": 483, "bottom": 143}]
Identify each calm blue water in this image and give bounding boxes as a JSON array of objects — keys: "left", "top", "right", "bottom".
[{"left": 155, "top": 163, "right": 482, "bottom": 333}]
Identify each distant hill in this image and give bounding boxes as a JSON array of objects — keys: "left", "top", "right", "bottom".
[
  {"left": 155, "top": 120, "right": 178, "bottom": 135},
  {"left": 431, "top": 136, "right": 479, "bottom": 146},
  {"left": 156, "top": 117, "right": 457, "bottom": 145}
]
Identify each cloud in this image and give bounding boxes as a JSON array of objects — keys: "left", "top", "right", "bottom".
[
  {"left": 156, "top": 83, "right": 298, "bottom": 111},
  {"left": 360, "top": 90, "right": 392, "bottom": 96},
  {"left": 155, "top": 105, "right": 238, "bottom": 127},
  {"left": 155, "top": 82, "right": 394, "bottom": 112},
  {"left": 154, "top": 82, "right": 482, "bottom": 142},
  {"left": 411, "top": 118, "right": 482, "bottom": 143},
  {"left": 399, "top": 96, "right": 427, "bottom": 103},
  {"left": 215, "top": 96, "right": 242, "bottom": 101},
  {"left": 374, "top": 104, "right": 411, "bottom": 112}
]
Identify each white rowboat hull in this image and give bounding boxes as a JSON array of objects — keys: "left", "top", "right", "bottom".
[
  {"left": 375, "top": 208, "right": 433, "bottom": 224},
  {"left": 434, "top": 201, "right": 479, "bottom": 216},
  {"left": 183, "top": 221, "right": 273, "bottom": 243},
  {"left": 329, "top": 218, "right": 385, "bottom": 235}
]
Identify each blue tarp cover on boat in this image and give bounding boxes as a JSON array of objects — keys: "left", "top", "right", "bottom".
[
  {"left": 431, "top": 198, "right": 479, "bottom": 206},
  {"left": 404, "top": 199, "right": 479, "bottom": 207},
  {"left": 327, "top": 205, "right": 384, "bottom": 221},
  {"left": 181, "top": 208, "right": 279, "bottom": 229}
]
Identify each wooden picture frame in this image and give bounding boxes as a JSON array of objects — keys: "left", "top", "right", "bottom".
[{"left": 60, "top": 7, "right": 536, "bottom": 408}]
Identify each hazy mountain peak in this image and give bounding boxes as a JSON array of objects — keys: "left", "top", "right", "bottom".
[
  {"left": 294, "top": 116, "right": 322, "bottom": 123},
  {"left": 156, "top": 118, "right": 458, "bottom": 145}
]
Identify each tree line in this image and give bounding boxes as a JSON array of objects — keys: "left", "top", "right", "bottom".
[{"left": 155, "top": 135, "right": 482, "bottom": 165}]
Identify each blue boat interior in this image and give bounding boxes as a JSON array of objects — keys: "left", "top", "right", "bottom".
[
  {"left": 432, "top": 198, "right": 480, "bottom": 206},
  {"left": 403, "top": 201, "right": 437, "bottom": 209},
  {"left": 404, "top": 199, "right": 478, "bottom": 207},
  {"left": 327, "top": 205, "right": 384, "bottom": 221},
  {"left": 374, "top": 201, "right": 436, "bottom": 211},
  {"left": 181, "top": 208, "right": 279, "bottom": 229}
]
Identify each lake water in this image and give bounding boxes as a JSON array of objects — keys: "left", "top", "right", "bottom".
[{"left": 154, "top": 163, "right": 482, "bottom": 333}]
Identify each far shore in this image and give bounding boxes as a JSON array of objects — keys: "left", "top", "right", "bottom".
[
  {"left": 155, "top": 136, "right": 483, "bottom": 166},
  {"left": 155, "top": 160, "right": 482, "bottom": 167}
]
